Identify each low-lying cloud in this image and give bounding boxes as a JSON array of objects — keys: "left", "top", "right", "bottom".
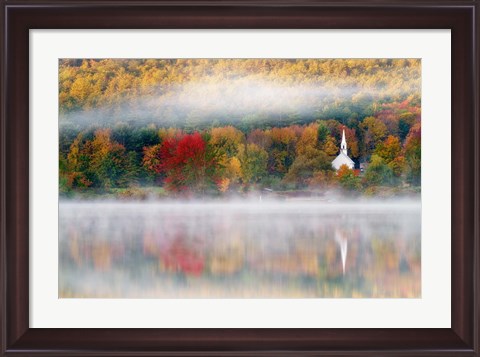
[{"left": 60, "top": 78, "right": 419, "bottom": 129}]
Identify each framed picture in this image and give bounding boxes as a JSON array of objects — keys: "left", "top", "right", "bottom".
[{"left": 1, "top": 1, "right": 478, "bottom": 355}]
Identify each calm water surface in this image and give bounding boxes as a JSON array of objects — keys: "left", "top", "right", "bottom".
[{"left": 59, "top": 201, "right": 421, "bottom": 298}]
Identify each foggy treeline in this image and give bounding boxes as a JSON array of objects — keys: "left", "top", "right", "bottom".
[{"left": 59, "top": 59, "right": 421, "bottom": 198}]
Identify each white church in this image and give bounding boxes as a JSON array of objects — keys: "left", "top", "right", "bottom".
[{"left": 332, "top": 129, "right": 355, "bottom": 171}]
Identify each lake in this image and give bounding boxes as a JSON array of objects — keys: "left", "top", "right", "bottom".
[{"left": 59, "top": 200, "right": 421, "bottom": 298}]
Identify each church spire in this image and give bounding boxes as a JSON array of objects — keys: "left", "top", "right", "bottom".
[
  {"left": 341, "top": 128, "right": 347, "bottom": 155},
  {"left": 332, "top": 127, "right": 354, "bottom": 171}
]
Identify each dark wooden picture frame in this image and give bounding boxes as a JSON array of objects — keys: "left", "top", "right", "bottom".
[{"left": 1, "top": 1, "right": 478, "bottom": 355}]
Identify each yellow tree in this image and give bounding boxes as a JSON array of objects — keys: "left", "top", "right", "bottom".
[
  {"left": 375, "top": 135, "right": 401, "bottom": 163},
  {"left": 360, "top": 116, "right": 387, "bottom": 154},
  {"left": 269, "top": 127, "right": 298, "bottom": 175},
  {"left": 296, "top": 123, "right": 319, "bottom": 157},
  {"left": 210, "top": 126, "right": 245, "bottom": 157},
  {"left": 90, "top": 129, "right": 127, "bottom": 189},
  {"left": 64, "top": 132, "right": 93, "bottom": 189},
  {"left": 324, "top": 135, "right": 338, "bottom": 156}
]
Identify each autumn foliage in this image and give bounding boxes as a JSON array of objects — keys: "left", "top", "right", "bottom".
[
  {"left": 59, "top": 59, "right": 421, "bottom": 196},
  {"left": 151, "top": 132, "right": 222, "bottom": 194},
  {"left": 61, "top": 116, "right": 421, "bottom": 196}
]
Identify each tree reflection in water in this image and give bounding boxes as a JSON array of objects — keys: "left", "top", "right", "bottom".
[{"left": 59, "top": 201, "right": 421, "bottom": 298}]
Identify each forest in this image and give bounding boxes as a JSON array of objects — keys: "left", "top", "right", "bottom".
[{"left": 59, "top": 58, "right": 421, "bottom": 198}]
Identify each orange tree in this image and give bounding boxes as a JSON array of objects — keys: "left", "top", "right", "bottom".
[
  {"left": 336, "top": 164, "right": 361, "bottom": 191},
  {"left": 404, "top": 123, "right": 421, "bottom": 185}
]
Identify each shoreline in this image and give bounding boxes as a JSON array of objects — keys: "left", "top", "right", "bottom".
[{"left": 60, "top": 186, "right": 421, "bottom": 203}]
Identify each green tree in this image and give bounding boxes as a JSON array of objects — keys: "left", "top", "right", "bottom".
[
  {"left": 237, "top": 143, "right": 268, "bottom": 185},
  {"left": 317, "top": 122, "right": 329, "bottom": 145},
  {"left": 90, "top": 129, "right": 128, "bottom": 189},
  {"left": 268, "top": 127, "right": 298, "bottom": 175},
  {"left": 284, "top": 150, "right": 333, "bottom": 188},
  {"left": 64, "top": 132, "right": 94, "bottom": 189},
  {"left": 398, "top": 112, "right": 416, "bottom": 141},
  {"left": 364, "top": 154, "right": 394, "bottom": 186},
  {"left": 336, "top": 164, "right": 361, "bottom": 191}
]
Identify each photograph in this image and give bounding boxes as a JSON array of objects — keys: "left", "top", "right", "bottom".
[{"left": 58, "top": 58, "right": 421, "bottom": 298}]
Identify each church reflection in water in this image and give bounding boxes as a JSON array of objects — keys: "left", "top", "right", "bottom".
[{"left": 335, "top": 228, "right": 348, "bottom": 276}]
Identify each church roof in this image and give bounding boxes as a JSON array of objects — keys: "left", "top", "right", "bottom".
[{"left": 332, "top": 152, "right": 355, "bottom": 166}]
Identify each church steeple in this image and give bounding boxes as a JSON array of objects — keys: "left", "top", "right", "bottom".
[
  {"left": 340, "top": 129, "right": 347, "bottom": 155},
  {"left": 332, "top": 127, "right": 354, "bottom": 171}
]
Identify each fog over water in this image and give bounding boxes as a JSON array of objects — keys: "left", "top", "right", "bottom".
[{"left": 59, "top": 200, "right": 421, "bottom": 298}]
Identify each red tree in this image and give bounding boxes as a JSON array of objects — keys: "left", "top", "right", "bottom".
[
  {"left": 161, "top": 238, "right": 205, "bottom": 276},
  {"left": 158, "top": 132, "right": 222, "bottom": 194}
]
